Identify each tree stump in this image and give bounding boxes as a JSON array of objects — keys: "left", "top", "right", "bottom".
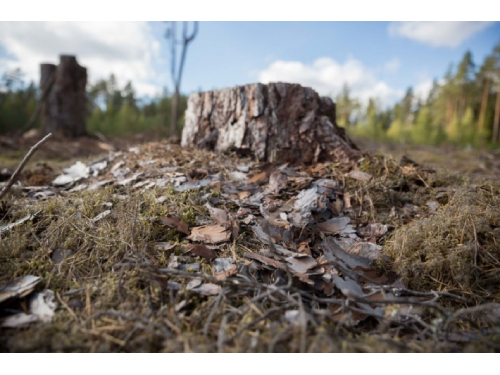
[
  {"left": 41, "top": 55, "right": 87, "bottom": 138},
  {"left": 181, "top": 82, "right": 362, "bottom": 165}
]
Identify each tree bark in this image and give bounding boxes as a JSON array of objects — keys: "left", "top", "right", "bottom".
[
  {"left": 181, "top": 82, "right": 362, "bottom": 165},
  {"left": 41, "top": 55, "right": 87, "bottom": 138},
  {"left": 493, "top": 80, "right": 500, "bottom": 143}
]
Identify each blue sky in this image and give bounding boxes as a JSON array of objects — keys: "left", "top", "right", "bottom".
[{"left": 1, "top": 21, "right": 499, "bottom": 107}]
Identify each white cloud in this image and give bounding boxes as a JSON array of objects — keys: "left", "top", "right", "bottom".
[
  {"left": 0, "top": 22, "right": 162, "bottom": 96},
  {"left": 384, "top": 57, "right": 400, "bottom": 73},
  {"left": 388, "top": 21, "right": 495, "bottom": 48},
  {"left": 258, "top": 57, "right": 404, "bottom": 107},
  {"left": 414, "top": 79, "right": 433, "bottom": 101}
]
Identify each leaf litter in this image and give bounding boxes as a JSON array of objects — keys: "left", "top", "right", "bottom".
[{"left": 1, "top": 140, "right": 500, "bottom": 352}]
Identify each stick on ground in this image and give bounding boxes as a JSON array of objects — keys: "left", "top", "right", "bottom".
[{"left": 0, "top": 133, "right": 52, "bottom": 201}]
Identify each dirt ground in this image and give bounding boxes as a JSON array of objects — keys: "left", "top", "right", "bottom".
[{"left": 355, "top": 138, "right": 500, "bottom": 181}]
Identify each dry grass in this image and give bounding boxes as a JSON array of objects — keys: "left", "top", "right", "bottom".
[{"left": 1, "top": 140, "right": 500, "bottom": 352}]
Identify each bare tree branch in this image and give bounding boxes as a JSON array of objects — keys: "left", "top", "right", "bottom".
[{"left": 0, "top": 133, "right": 52, "bottom": 201}]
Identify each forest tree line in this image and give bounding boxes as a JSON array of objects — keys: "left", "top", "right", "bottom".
[
  {"left": 1, "top": 41, "right": 500, "bottom": 146},
  {"left": 0, "top": 71, "right": 188, "bottom": 137},
  {"left": 338, "top": 42, "right": 500, "bottom": 146}
]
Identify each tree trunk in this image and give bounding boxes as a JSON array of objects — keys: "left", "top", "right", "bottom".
[
  {"left": 493, "top": 80, "right": 500, "bottom": 143},
  {"left": 478, "top": 78, "right": 490, "bottom": 135},
  {"left": 171, "top": 87, "right": 180, "bottom": 137},
  {"left": 41, "top": 55, "right": 87, "bottom": 138},
  {"left": 181, "top": 82, "right": 362, "bottom": 165}
]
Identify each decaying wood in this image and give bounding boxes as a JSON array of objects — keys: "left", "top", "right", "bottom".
[
  {"left": 181, "top": 82, "right": 362, "bottom": 165},
  {"left": 41, "top": 55, "right": 87, "bottom": 138}
]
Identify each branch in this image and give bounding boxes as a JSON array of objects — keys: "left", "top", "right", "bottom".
[{"left": 0, "top": 133, "right": 52, "bottom": 201}]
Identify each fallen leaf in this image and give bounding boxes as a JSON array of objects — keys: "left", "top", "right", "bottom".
[
  {"left": 294, "top": 187, "right": 319, "bottom": 214},
  {"left": 214, "top": 258, "right": 238, "bottom": 279},
  {"left": 320, "top": 237, "right": 372, "bottom": 269},
  {"left": 238, "top": 191, "right": 251, "bottom": 200},
  {"left": 187, "top": 279, "right": 221, "bottom": 296},
  {"left": 213, "top": 258, "right": 235, "bottom": 273},
  {"left": 347, "top": 170, "right": 372, "bottom": 181},
  {"left": 357, "top": 223, "right": 387, "bottom": 238},
  {"left": 246, "top": 171, "right": 268, "bottom": 184},
  {"left": 155, "top": 242, "right": 177, "bottom": 251},
  {"left": 348, "top": 242, "right": 382, "bottom": 261},
  {"left": 205, "top": 203, "right": 229, "bottom": 225},
  {"left": 189, "top": 244, "right": 217, "bottom": 261},
  {"left": 426, "top": 200, "right": 439, "bottom": 212},
  {"left": 187, "top": 225, "right": 231, "bottom": 244},
  {"left": 285, "top": 256, "right": 318, "bottom": 274},
  {"left": 315, "top": 217, "right": 350, "bottom": 234},
  {"left": 179, "top": 263, "right": 201, "bottom": 272},
  {"left": 175, "top": 175, "right": 220, "bottom": 192},
  {"left": 244, "top": 252, "right": 286, "bottom": 270},
  {"left": 160, "top": 216, "right": 190, "bottom": 235},
  {"left": 0, "top": 275, "right": 41, "bottom": 304}
]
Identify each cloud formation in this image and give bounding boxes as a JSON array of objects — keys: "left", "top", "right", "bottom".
[
  {"left": 258, "top": 57, "right": 403, "bottom": 107},
  {"left": 0, "top": 22, "right": 162, "bottom": 96},
  {"left": 388, "top": 21, "right": 494, "bottom": 48},
  {"left": 384, "top": 57, "right": 400, "bottom": 73}
]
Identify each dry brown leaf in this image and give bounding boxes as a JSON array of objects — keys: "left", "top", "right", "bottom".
[
  {"left": 189, "top": 244, "right": 217, "bottom": 261},
  {"left": 187, "top": 225, "right": 231, "bottom": 244},
  {"left": 321, "top": 237, "right": 372, "bottom": 269},
  {"left": 238, "top": 191, "right": 251, "bottom": 200},
  {"left": 160, "top": 215, "right": 190, "bottom": 235},
  {"left": 246, "top": 171, "right": 268, "bottom": 184}
]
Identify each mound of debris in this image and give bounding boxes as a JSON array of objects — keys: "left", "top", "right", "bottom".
[{"left": 1, "top": 141, "right": 499, "bottom": 352}]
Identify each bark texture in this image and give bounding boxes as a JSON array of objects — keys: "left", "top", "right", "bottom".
[
  {"left": 181, "top": 82, "right": 361, "bottom": 164},
  {"left": 41, "top": 55, "right": 87, "bottom": 138}
]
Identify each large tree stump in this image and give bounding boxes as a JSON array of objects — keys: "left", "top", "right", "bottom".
[
  {"left": 181, "top": 82, "right": 362, "bottom": 164},
  {"left": 41, "top": 55, "right": 87, "bottom": 138}
]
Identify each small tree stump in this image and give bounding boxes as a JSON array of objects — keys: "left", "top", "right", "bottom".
[
  {"left": 181, "top": 82, "right": 361, "bottom": 164},
  {"left": 41, "top": 55, "right": 87, "bottom": 138}
]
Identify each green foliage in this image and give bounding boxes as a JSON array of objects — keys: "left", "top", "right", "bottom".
[
  {"left": 0, "top": 72, "right": 187, "bottom": 138},
  {"left": 343, "top": 40, "right": 500, "bottom": 148}
]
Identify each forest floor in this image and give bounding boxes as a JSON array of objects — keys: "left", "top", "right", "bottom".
[{"left": 0, "top": 132, "right": 499, "bottom": 352}]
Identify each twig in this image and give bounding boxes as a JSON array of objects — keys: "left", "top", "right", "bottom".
[
  {"left": 0, "top": 133, "right": 52, "bottom": 201},
  {"left": 443, "top": 303, "right": 500, "bottom": 331}
]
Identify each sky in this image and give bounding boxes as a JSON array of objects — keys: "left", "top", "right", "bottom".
[{"left": 0, "top": 21, "right": 499, "bottom": 107}]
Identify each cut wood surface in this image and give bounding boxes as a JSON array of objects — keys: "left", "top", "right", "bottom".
[{"left": 181, "top": 82, "right": 362, "bottom": 165}]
